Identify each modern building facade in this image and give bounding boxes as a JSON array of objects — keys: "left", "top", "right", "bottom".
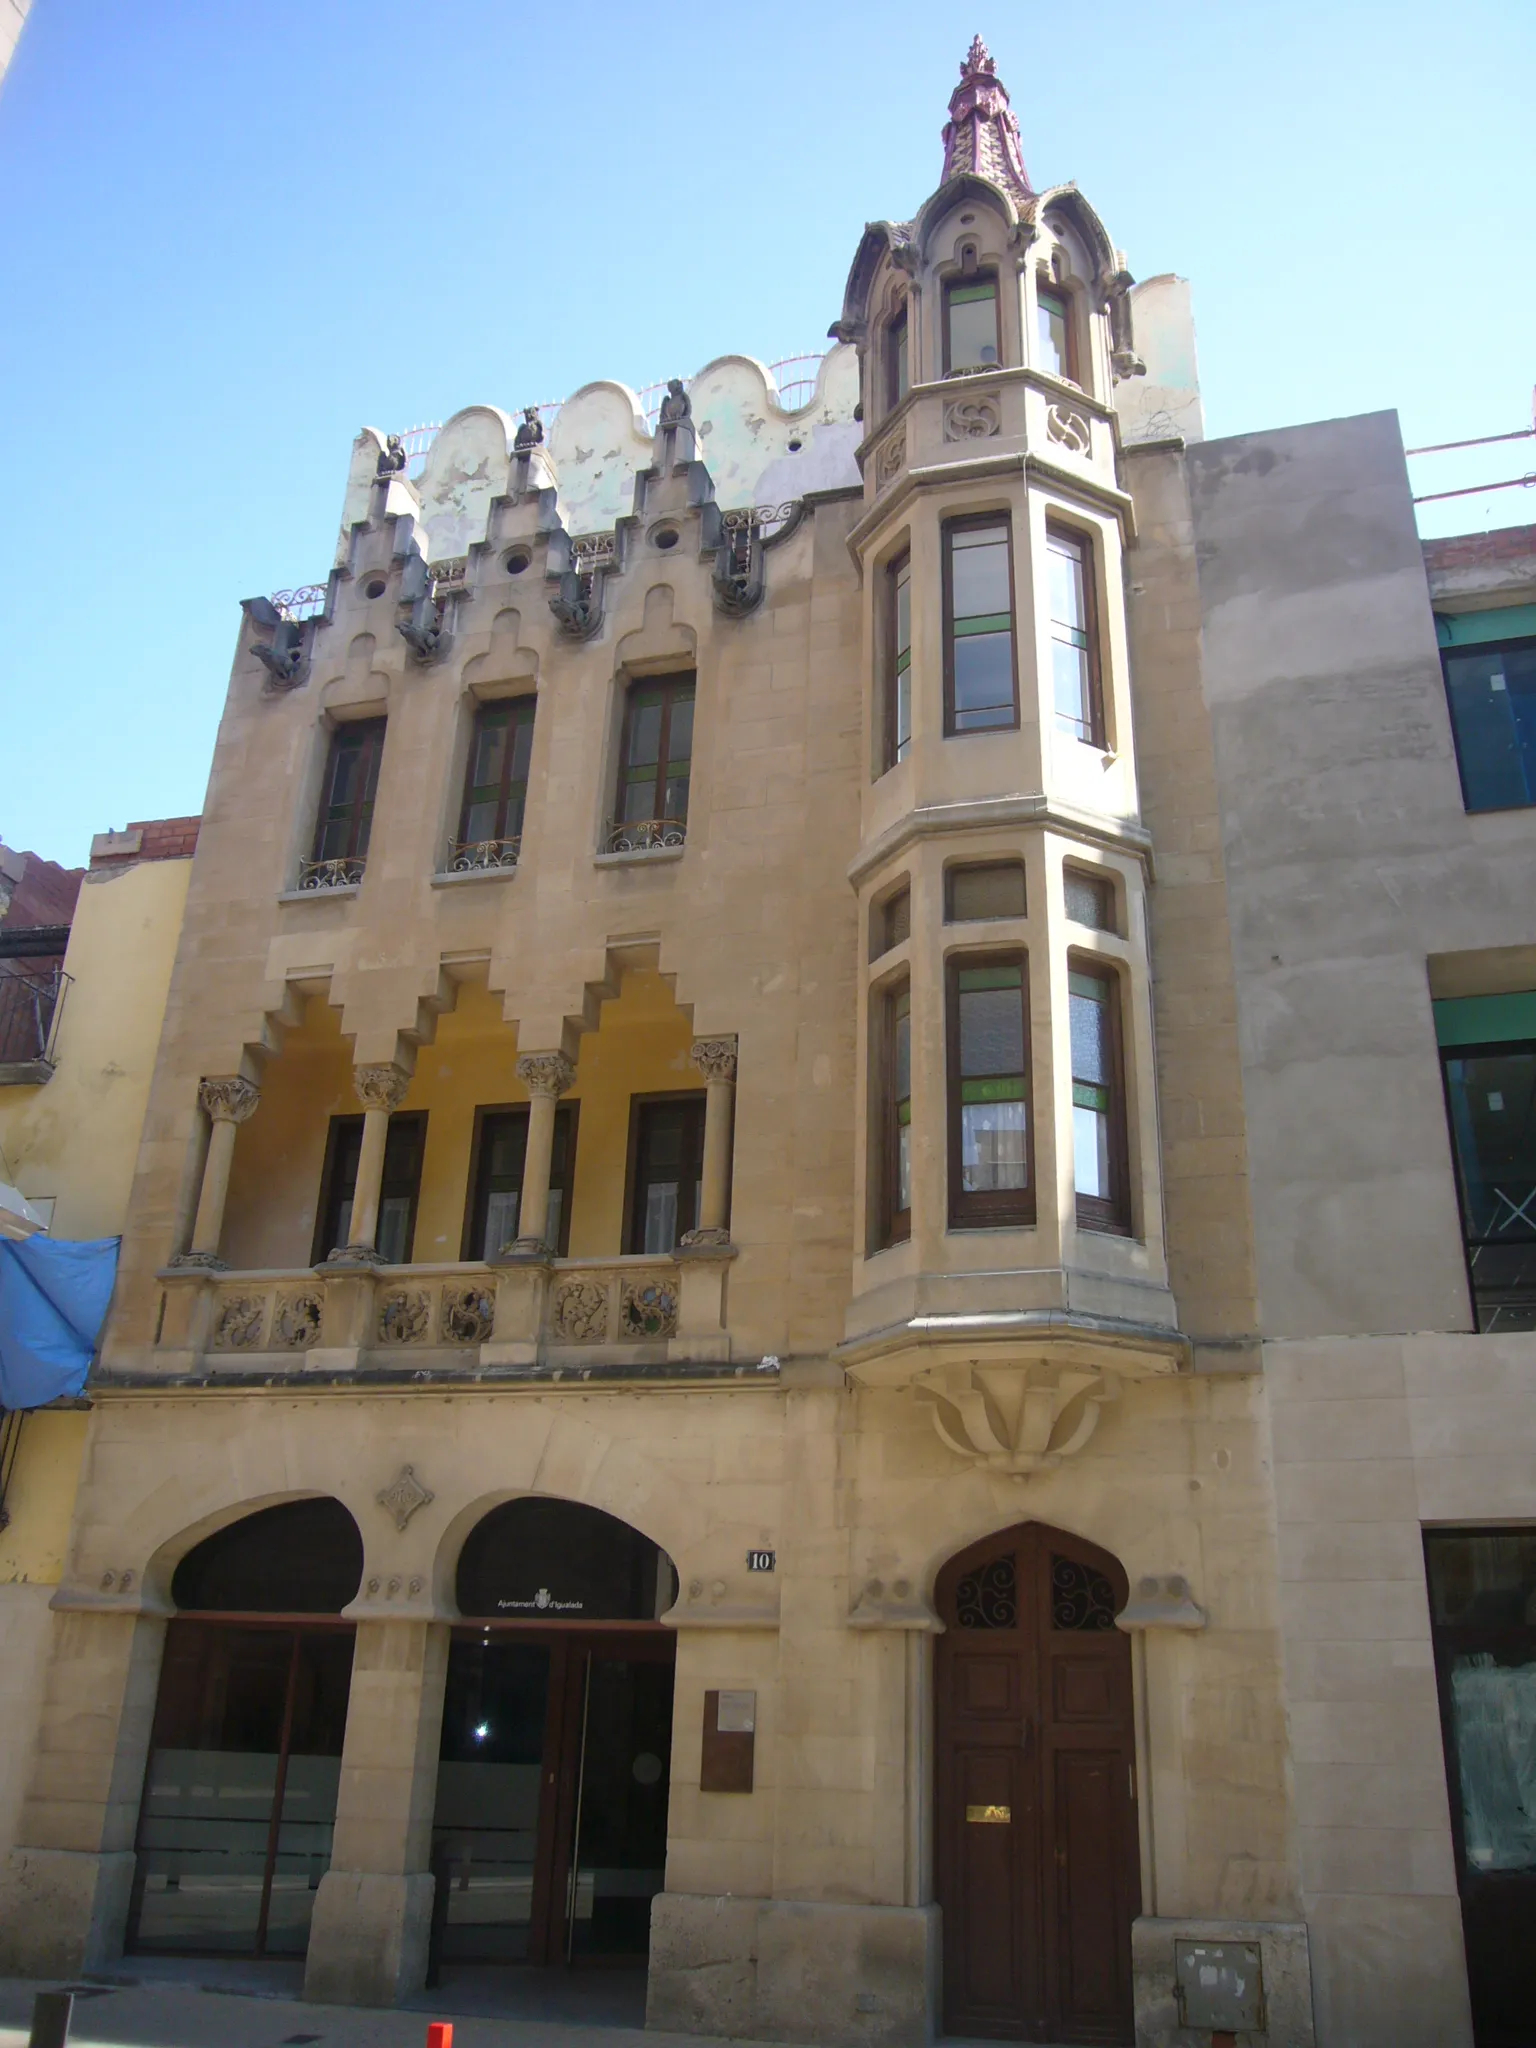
[{"left": 2, "top": 40, "right": 1532, "bottom": 2048}]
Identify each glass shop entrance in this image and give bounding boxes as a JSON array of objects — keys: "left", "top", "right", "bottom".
[
  {"left": 127, "top": 1499, "right": 364, "bottom": 1958},
  {"left": 429, "top": 1498, "right": 678, "bottom": 1973}
]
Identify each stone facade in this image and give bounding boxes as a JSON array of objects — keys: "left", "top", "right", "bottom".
[{"left": 4, "top": 40, "right": 1533, "bottom": 2048}]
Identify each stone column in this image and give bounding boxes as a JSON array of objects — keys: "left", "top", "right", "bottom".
[
  {"left": 304, "top": 1617, "right": 449, "bottom": 2007},
  {"left": 328, "top": 1064, "right": 409, "bottom": 1264},
  {"left": 684, "top": 1036, "right": 737, "bottom": 1246},
  {"left": 0, "top": 1604, "right": 167, "bottom": 1975},
  {"left": 502, "top": 1051, "right": 574, "bottom": 1257},
  {"left": 174, "top": 1076, "right": 260, "bottom": 1268}
]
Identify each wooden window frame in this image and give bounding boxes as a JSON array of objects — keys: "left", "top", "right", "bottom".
[
  {"left": 458, "top": 696, "right": 537, "bottom": 849},
  {"left": 1035, "top": 279, "right": 1078, "bottom": 385},
  {"left": 1068, "top": 955, "right": 1132, "bottom": 1236},
  {"left": 623, "top": 1090, "right": 708, "bottom": 1255},
  {"left": 869, "top": 883, "right": 912, "bottom": 963},
  {"left": 460, "top": 1100, "right": 579, "bottom": 1261},
  {"left": 942, "top": 270, "right": 1001, "bottom": 377},
  {"left": 942, "top": 515, "right": 1020, "bottom": 739},
  {"left": 613, "top": 672, "right": 696, "bottom": 830},
  {"left": 312, "top": 718, "right": 386, "bottom": 865},
  {"left": 945, "top": 861, "right": 1028, "bottom": 924},
  {"left": 1046, "top": 522, "right": 1106, "bottom": 749},
  {"left": 946, "top": 950, "right": 1034, "bottom": 1230},
  {"left": 883, "top": 550, "right": 913, "bottom": 771},
  {"left": 885, "top": 304, "right": 910, "bottom": 413},
  {"left": 875, "top": 978, "right": 912, "bottom": 1249},
  {"left": 310, "top": 1109, "right": 427, "bottom": 1265}
]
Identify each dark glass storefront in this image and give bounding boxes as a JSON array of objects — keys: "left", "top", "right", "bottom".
[{"left": 128, "top": 1499, "right": 363, "bottom": 1958}]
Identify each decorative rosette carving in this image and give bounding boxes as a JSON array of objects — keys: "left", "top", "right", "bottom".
[
  {"left": 378, "top": 1290, "right": 431, "bottom": 1344},
  {"left": 353, "top": 1064, "right": 411, "bottom": 1112},
  {"left": 274, "top": 1293, "right": 323, "bottom": 1348},
  {"left": 619, "top": 1278, "right": 678, "bottom": 1340},
  {"left": 1046, "top": 403, "right": 1092, "bottom": 455},
  {"left": 943, "top": 394, "right": 1001, "bottom": 441},
  {"left": 200, "top": 1076, "right": 260, "bottom": 1124},
  {"left": 213, "top": 1295, "right": 266, "bottom": 1349},
  {"left": 875, "top": 431, "right": 905, "bottom": 489},
  {"left": 553, "top": 1280, "right": 609, "bottom": 1342},
  {"left": 376, "top": 1463, "right": 434, "bottom": 1532},
  {"left": 441, "top": 1285, "right": 494, "bottom": 1345}
]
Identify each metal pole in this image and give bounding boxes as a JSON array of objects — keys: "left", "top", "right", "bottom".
[{"left": 28, "top": 1992, "right": 73, "bottom": 2048}]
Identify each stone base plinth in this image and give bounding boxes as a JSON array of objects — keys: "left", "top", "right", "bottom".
[
  {"left": 303, "top": 1870, "right": 434, "bottom": 2006},
  {"left": 647, "top": 1894, "right": 939, "bottom": 2048},
  {"left": 1132, "top": 1916, "right": 1316, "bottom": 2048},
  {"left": 0, "top": 1847, "right": 135, "bottom": 1976}
]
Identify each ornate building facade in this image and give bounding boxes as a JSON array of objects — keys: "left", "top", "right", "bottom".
[{"left": 3, "top": 40, "right": 1533, "bottom": 2048}]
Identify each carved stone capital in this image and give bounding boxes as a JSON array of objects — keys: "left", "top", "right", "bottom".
[
  {"left": 914, "top": 1359, "right": 1122, "bottom": 1475},
  {"left": 515, "top": 1050, "right": 575, "bottom": 1099},
  {"left": 690, "top": 1037, "right": 738, "bottom": 1086},
  {"left": 353, "top": 1062, "right": 410, "bottom": 1112},
  {"left": 199, "top": 1076, "right": 260, "bottom": 1125}
]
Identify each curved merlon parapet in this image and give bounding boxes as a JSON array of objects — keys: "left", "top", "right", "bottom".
[{"left": 334, "top": 347, "right": 862, "bottom": 568}]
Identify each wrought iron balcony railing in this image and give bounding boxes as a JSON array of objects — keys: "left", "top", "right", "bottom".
[
  {"left": 298, "top": 856, "right": 367, "bottom": 891},
  {"left": 0, "top": 963, "right": 70, "bottom": 1077},
  {"left": 448, "top": 837, "right": 520, "bottom": 873},
  {"left": 604, "top": 818, "right": 687, "bottom": 855}
]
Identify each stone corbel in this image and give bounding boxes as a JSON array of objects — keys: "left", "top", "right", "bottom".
[
  {"left": 914, "top": 1358, "right": 1121, "bottom": 1475},
  {"left": 1115, "top": 1574, "right": 1206, "bottom": 1631}
]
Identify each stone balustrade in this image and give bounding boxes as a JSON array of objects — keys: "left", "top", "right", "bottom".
[{"left": 152, "top": 1248, "right": 735, "bottom": 1378}]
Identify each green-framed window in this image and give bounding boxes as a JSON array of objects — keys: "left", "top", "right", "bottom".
[
  {"left": 944, "top": 519, "right": 1018, "bottom": 736},
  {"left": 948, "top": 956, "right": 1032, "bottom": 1227}
]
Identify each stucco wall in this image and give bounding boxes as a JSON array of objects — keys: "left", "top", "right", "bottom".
[{"left": 1188, "top": 412, "right": 1536, "bottom": 2047}]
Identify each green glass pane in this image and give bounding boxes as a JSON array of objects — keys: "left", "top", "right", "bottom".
[
  {"left": 961, "top": 1076, "right": 1027, "bottom": 1104},
  {"left": 954, "top": 612, "right": 1014, "bottom": 637},
  {"left": 1073, "top": 1082, "right": 1109, "bottom": 1111},
  {"left": 1069, "top": 971, "right": 1110, "bottom": 1000},
  {"left": 958, "top": 965, "right": 1023, "bottom": 993}
]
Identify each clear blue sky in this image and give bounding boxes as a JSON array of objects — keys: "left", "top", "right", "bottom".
[{"left": 2, "top": 0, "right": 1532, "bottom": 866}]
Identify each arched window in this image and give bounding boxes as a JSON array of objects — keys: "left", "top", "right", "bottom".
[
  {"left": 456, "top": 1496, "right": 675, "bottom": 1621},
  {"left": 171, "top": 1497, "right": 363, "bottom": 1613}
]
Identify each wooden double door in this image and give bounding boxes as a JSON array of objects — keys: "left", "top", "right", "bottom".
[{"left": 936, "top": 1523, "right": 1139, "bottom": 2045}]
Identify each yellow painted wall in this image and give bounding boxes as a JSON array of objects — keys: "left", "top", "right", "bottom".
[
  {"left": 0, "top": 857, "right": 192, "bottom": 1240},
  {"left": 222, "top": 968, "right": 696, "bottom": 1268},
  {"left": 0, "top": 855, "right": 192, "bottom": 1589},
  {"left": 0, "top": 1412, "right": 88, "bottom": 1583}
]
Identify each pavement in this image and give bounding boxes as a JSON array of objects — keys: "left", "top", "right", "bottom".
[{"left": 0, "top": 1965, "right": 733, "bottom": 2048}]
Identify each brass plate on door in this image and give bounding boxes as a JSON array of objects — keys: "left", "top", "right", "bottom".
[{"left": 966, "top": 1803, "right": 1011, "bottom": 1824}]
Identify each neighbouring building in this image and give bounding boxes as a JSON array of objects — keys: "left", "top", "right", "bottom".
[
  {"left": 0, "top": 818, "right": 198, "bottom": 1880},
  {"left": 1, "top": 40, "right": 1532, "bottom": 2048}
]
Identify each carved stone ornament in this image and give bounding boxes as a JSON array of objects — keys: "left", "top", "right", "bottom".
[
  {"left": 274, "top": 1292, "right": 323, "bottom": 1348},
  {"left": 914, "top": 1359, "right": 1121, "bottom": 1475},
  {"left": 658, "top": 377, "right": 692, "bottom": 427},
  {"left": 875, "top": 431, "right": 905, "bottom": 488},
  {"left": 553, "top": 1279, "right": 609, "bottom": 1343},
  {"left": 620, "top": 1277, "right": 679, "bottom": 1340},
  {"left": 516, "top": 1050, "right": 575, "bottom": 1099},
  {"left": 353, "top": 1063, "right": 411, "bottom": 1112},
  {"left": 679, "top": 1224, "right": 734, "bottom": 1252},
  {"left": 441, "top": 1284, "right": 494, "bottom": 1345},
  {"left": 213, "top": 1294, "right": 266, "bottom": 1349},
  {"left": 690, "top": 1037, "right": 738, "bottom": 1086},
  {"left": 513, "top": 405, "right": 544, "bottom": 451},
  {"left": 1115, "top": 1573, "right": 1207, "bottom": 1631},
  {"left": 943, "top": 394, "right": 1001, "bottom": 442},
  {"left": 200, "top": 1076, "right": 260, "bottom": 1125},
  {"left": 379, "top": 1290, "right": 431, "bottom": 1344},
  {"left": 376, "top": 435, "right": 408, "bottom": 478},
  {"left": 376, "top": 1463, "right": 435, "bottom": 1533},
  {"left": 1046, "top": 403, "right": 1092, "bottom": 455}
]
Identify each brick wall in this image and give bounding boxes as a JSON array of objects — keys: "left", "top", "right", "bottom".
[
  {"left": 88, "top": 816, "right": 201, "bottom": 871},
  {"left": 1421, "top": 522, "right": 1536, "bottom": 572}
]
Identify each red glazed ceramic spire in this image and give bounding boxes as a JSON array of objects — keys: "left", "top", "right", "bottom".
[{"left": 940, "top": 35, "right": 1033, "bottom": 205}]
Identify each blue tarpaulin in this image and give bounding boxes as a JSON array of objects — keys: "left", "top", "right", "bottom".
[{"left": 0, "top": 1235, "right": 119, "bottom": 1409}]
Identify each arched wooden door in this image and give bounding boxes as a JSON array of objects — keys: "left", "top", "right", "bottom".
[{"left": 935, "top": 1521, "right": 1139, "bottom": 2045}]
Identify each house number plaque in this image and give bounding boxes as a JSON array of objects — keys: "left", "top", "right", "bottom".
[{"left": 747, "top": 1549, "right": 776, "bottom": 1572}]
